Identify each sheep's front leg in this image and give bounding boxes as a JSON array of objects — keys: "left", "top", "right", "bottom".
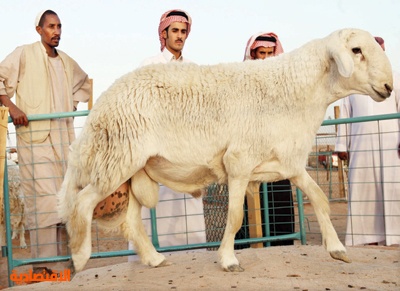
[
  {"left": 68, "top": 184, "right": 105, "bottom": 272},
  {"left": 218, "top": 178, "right": 248, "bottom": 272},
  {"left": 291, "top": 170, "right": 351, "bottom": 263},
  {"left": 124, "top": 186, "right": 169, "bottom": 268}
]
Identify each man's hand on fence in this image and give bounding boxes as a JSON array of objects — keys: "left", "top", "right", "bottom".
[
  {"left": 9, "top": 106, "right": 28, "bottom": 127},
  {"left": 0, "top": 94, "right": 29, "bottom": 126}
]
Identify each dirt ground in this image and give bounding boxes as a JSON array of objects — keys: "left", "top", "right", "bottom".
[{"left": 1, "top": 202, "right": 399, "bottom": 290}]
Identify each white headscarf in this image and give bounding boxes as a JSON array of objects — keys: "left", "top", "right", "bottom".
[{"left": 35, "top": 9, "right": 48, "bottom": 27}]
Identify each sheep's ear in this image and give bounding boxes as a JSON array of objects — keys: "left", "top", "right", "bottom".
[{"left": 331, "top": 47, "right": 354, "bottom": 78}]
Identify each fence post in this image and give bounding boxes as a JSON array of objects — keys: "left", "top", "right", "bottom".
[
  {"left": 334, "top": 106, "right": 346, "bottom": 198},
  {"left": 0, "top": 107, "right": 9, "bottom": 222},
  {"left": 246, "top": 182, "right": 263, "bottom": 248}
]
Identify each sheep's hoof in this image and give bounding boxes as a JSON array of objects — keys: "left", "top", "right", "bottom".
[
  {"left": 224, "top": 264, "right": 245, "bottom": 272},
  {"left": 330, "top": 251, "right": 351, "bottom": 263},
  {"left": 154, "top": 259, "right": 172, "bottom": 268},
  {"left": 69, "top": 260, "right": 76, "bottom": 272},
  {"left": 68, "top": 260, "right": 77, "bottom": 280}
]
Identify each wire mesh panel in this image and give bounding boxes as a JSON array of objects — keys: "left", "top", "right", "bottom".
[
  {"left": 2, "top": 112, "right": 131, "bottom": 287},
  {"left": 334, "top": 113, "right": 400, "bottom": 247},
  {"left": 2, "top": 111, "right": 305, "bottom": 287},
  {"left": 203, "top": 182, "right": 297, "bottom": 250},
  {"left": 305, "top": 113, "right": 400, "bottom": 247},
  {"left": 307, "top": 123, "right": 346, "bottom": 200},
  {"left": 3, "top": 114, "right": 93, "bottom": 254},
  {"left": 203, "top": 184, "right": 229, "bottom": 250}
]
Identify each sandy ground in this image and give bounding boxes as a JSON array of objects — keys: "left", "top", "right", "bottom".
[
  {"left": 1, "top": 202, "right": 399, "bottom": 290},
  {"left": 3, "top": 246, "right": 400, "bottom": 291}
]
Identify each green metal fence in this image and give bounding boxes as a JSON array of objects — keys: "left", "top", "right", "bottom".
[{"left": 12, "top": 110, "right": 400, "bottom": 286}]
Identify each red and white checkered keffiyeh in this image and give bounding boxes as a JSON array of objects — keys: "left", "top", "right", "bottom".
[
  {"left": 158, "top": 9, "right": 192, "bottom": 51},
  {"left": 243, "top": 32, "right": 284, "bottom": 61}
]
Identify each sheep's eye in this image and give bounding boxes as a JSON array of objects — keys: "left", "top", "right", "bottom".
[{"left": 352, "top": 47, "right": 362, "bottom": 54}]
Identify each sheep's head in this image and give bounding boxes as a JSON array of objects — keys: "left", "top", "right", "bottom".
[{"left": 327, "top": 28, "right": 393, "bottom": 102}]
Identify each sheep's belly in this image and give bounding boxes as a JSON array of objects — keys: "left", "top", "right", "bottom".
[{"left": 145, "top": 156, "right": 222, "bottom": 187}]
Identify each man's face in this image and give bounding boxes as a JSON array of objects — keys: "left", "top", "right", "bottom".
[
  {"left": 253, "top": 46, "right": 275, "bottom": 60},
  {"left": 36, "top": 14, "right": 62, "bottom": 48},
  {"left": 162, "top": 22, "right": 188, "bottom": 54}
]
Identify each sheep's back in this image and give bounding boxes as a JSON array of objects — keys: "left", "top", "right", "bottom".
[{"left": 75, "top": 55, "right": 327, "bottom": 183}]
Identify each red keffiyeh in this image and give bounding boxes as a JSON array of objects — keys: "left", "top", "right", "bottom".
[
  {"left": 243, "top": 32, "right": 284, "bottom": 61},
  {"left": 158, "top": 9, "right": 192, "bottom": 51}
]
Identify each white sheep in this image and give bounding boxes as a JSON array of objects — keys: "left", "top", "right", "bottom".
[
  {"left": 58, "top": 28, "right": 393, "bottom": 273},
  {"left": 0, "top": 157, "right": 26, "bottom": 248}
]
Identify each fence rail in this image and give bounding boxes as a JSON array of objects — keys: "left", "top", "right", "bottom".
[{"left": 2, "top": 111, "right": 399, "bottom": 287}]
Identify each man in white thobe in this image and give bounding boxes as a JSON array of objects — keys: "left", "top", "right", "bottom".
[
  {"left": 335, "top": 37, "right": 400, "bottom": 246},
  {"left": 0, "top": 10, "right": 91, "bottom": 275}
]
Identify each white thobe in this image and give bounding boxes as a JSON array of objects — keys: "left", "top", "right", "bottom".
[
  {"left": 0, "top": 43, "right": 90, "bottom": 258},
  {"left": 139, "top": 48, "right": 193, "bottom": 67},
  {"left": 335, "top": 73, "right": 400, "bottom": 246}
]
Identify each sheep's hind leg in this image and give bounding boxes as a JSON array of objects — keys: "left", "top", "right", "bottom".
[
  {"left": 218, "top": 178, "right": 248, "bottom": 272},
  {"left": 68, "top": 184, "right": 105, "bottom": 272},
  {"left": 123, "top": 184, "right": 170, "bottom": 268},
  {"left": 291, "top": 170, "right": 351, "bottom": 263},
  {"left": 16, "top": 225, "right": 27, "bottom": 248}
]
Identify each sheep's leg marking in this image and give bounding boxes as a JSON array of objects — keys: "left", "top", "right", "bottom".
[
  {"left": 125, "top": 187, "right": 169, "bottom": 268},
  {"left": 291, "top": 170, "right": 351, "bottom": 263},
  {"left": 218, "top": 178, "right": 248, "bottom": 272},
  {"left": 69, "top": 184, "right": 104, "bottom": 272}
]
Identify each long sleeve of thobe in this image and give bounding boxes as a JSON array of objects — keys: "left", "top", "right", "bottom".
[
  {"left": 71, "top": 57, "right": 91, "bottom": 107},
  {"left": 335, "top": 97, "right": 352, "bottom": 152},
  {"left": 0, "top": 46, "right": 25, "bottom": 98}
]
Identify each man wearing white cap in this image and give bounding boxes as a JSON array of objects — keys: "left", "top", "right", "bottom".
[{"left": 0, "top": 9, "right": 91, "bottom": 276}]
